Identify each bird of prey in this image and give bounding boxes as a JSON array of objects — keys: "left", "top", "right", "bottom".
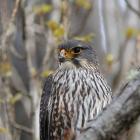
[{"left": 40, "top": 40, "right": 112, "bottom": 140}]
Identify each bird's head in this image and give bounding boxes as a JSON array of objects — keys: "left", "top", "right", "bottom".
[{"left": 58, "top": 40, "right": 99, "bottom": 70}]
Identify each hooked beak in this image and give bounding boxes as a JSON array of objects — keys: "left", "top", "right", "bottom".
[
  {"left": 59, "top": 49, "right": 66, "bottom": 63},
  {"left": 58, "top": 56, "right": 65, "bottom": 63},
  {"left": 58, "top": 49, "right": 81, "bottom": 67}
]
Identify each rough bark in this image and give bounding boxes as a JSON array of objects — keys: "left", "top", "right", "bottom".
[{"left": 77, "top": 73, "right": 140, "bottom": 140}]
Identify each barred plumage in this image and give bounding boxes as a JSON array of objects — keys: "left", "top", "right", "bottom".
[{"left": 40, "top": 40, "right": 112, "bottom": 140}]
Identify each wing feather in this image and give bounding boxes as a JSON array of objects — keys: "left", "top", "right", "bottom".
[{"left": 40, "top": 75, "right": 52, "bottom": 140}]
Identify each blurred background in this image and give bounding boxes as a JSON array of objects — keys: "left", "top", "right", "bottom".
[{"left": 0, "top": 0, "right": 140, "bottom": 140}]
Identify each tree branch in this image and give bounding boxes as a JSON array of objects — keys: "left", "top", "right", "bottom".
[
  {"left": 77, "top": 73, "right": 140, "bottom": 140},
  {"left": 11, "top": 121, "right": 33, "bottom": 134},
  {"left": 125, "top": 0, "right": 140, "bottom": 18}
]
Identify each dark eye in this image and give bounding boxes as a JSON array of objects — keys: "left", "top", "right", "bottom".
[{"left": 72, "top": 47, "right": 81, "bottom": 54}]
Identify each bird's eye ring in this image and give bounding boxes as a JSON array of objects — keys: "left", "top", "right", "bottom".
[{"left": 72, "top": 47, "right": 82, "bottom": 54}]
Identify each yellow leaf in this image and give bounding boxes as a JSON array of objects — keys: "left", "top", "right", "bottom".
[
  {"left": 74, "top": 33, "right": 95, "bottom": 42},
  {"left": 75, "top": 0, "right": 92, "bottom": 10},
  {"left": 47, "top": 20, "right": 65, "bottom": 39},
  {"left": 9, "top": 94, "right": 22, "bottom": 105},
  {"left": 33, "top": 4, "right": 52, "bottom": 15},
  {"left": 0, "top": 127, "right": 8, "bottom": 133},
  {"left": 41, "top": 70, "right": 53, "bottom": 78},
  {"left": 42, "top": 4, "right": 52, "bottom": 13},
  {"left": 106, "top": 53, "right": 114, "bottom": 66},
  {"left": 125, "top": 27, "right": 138, "bottom": 39},
  {"left": 47, "top": 20, "right": 59, "bottom": 31},
  {"left": 54, "top": 26, "right": 65, "bottom": 38},
  {"left": 30, "top": 67, "right": 37, "bottom": 77},
  {"left": 0, "top": 62, "right": 11, "bottom": 76}
]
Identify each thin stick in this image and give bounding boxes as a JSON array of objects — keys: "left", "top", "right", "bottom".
[{"left": 125, "top": 0, "right": 140, "bottom": 18}]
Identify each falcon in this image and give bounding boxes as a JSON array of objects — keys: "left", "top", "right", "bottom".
[{"left": 40, "top": 40, "right": 112, "bottom": 140}]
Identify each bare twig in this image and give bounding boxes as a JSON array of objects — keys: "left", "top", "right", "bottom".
[
  {"left": 42, "top": 0, "right": 61, "bottom": 70},
  {"left": 2, "top": 0, "right": 21, "bottom": 44},
  {"left": 11, "top": 0, "right": 21, "bottom": 23},
  {"left": 112, "top": 38, "right": 129, "bottom": 89},
  {"left": 135, "top": 35, "right": 140, "bottom": 65},
  {"left": 61, "top": 0, "right": 71, "bottom": 40},
  {"left": 0, "top": 0, "right": 23, "bottom": 59},
  {"left": 125, "top": 0, "right": 140, "bottom": 18},
  {"left": 11, "top": 121, "right": 33, "bottom": 134},
  {"left": 69, "top": 6, "right": 92, "bottom": 37}
]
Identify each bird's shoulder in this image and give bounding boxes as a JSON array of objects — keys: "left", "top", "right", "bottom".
[{"left": 42, "top": 74, "right": 53, "bottom": 97}]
